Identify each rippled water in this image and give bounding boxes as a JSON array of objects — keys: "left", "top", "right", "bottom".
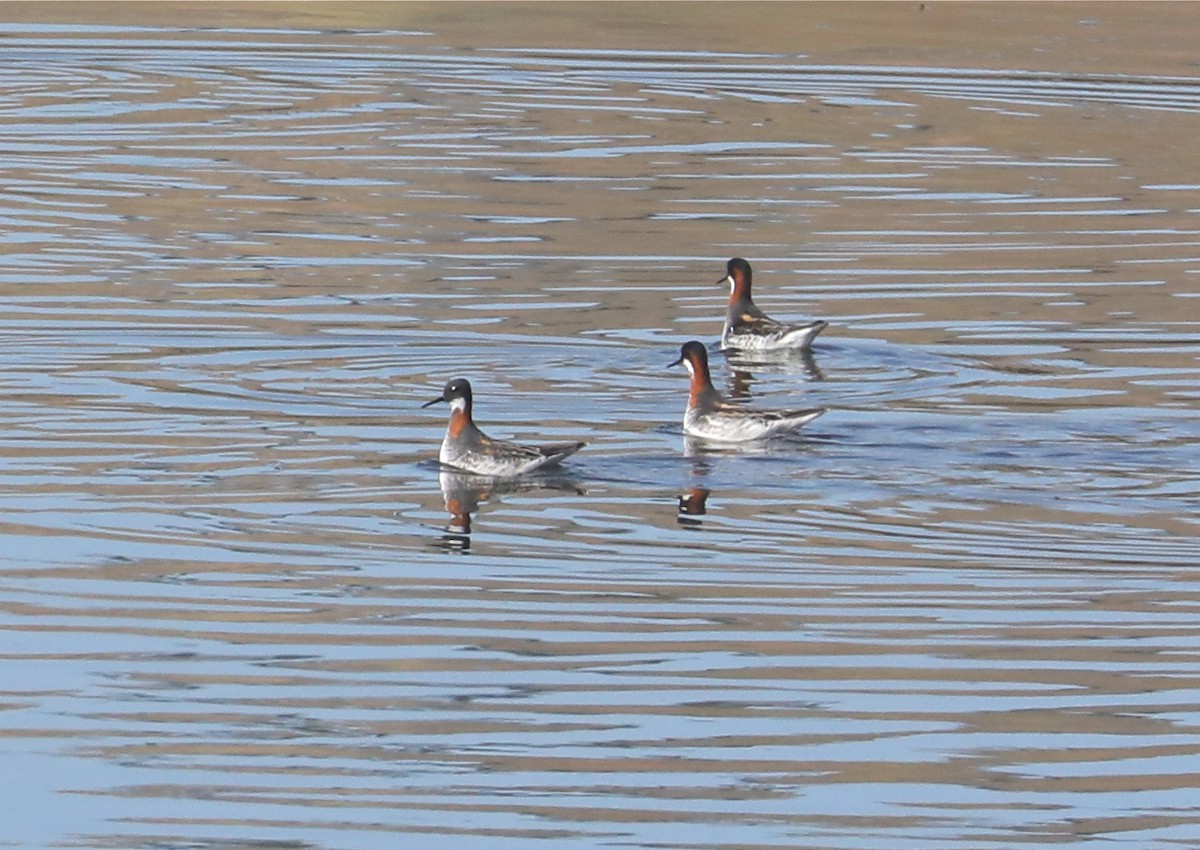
[{"left": 2, "top": 5, "right": 1200, "bottom": 849}]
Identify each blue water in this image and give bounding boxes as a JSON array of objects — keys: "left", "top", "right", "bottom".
[{"left": 1, "top": 6, "right": 1199, "bottom": 849}]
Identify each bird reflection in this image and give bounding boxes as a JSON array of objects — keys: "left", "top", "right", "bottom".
[
  {"left": 676, "top": 486, "right": 711, "bottom": 528},
  {"left": 676, "top": 453, "right": 713, "bottom": 528},
  {"left": 438, "top": 470, "right": 482, "bottom": 551},
  {"left": 682, "top": 435, "right": 775, "bottom": 458},
  {"left": 724, "top": 347, "right": 824, "bottom": 400},
  {"left": 433, "top": 469, "right": 582, "bottom": 553}
]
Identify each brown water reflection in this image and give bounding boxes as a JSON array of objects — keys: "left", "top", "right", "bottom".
[{"left": 1, "top": 4, "right": 1199, "bottom": 849}]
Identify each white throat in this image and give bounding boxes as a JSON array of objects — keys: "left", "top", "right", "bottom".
[
  {"left": 725, "top": 274, "right": 735, "bottom": 295},
  {"left": 448, "top": 396, "right": 468, "bottom": 413}
]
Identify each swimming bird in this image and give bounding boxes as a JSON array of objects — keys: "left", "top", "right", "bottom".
[
  {"left": 422, "top": 378, "right": 584, "bottom": 475},
  {"left": 720, "top": 257, "right": 828, "bottom": 352},
  {"left": 670, "top": 341, "right": 825, "bottom": 441}
]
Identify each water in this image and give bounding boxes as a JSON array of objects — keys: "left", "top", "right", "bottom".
[{"left": 2, "top": 5, "right": 1199, "bottom": 848}]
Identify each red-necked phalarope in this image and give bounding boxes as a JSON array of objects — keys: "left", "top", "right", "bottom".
[
  {"left": 720, "top": 257, "right": 828, "bottom": 352},
  {"left": 670, "top": 341, "right": 825, "bottom": 441},
  {"left": 422, "top": 378, "right": 584, "bottom": 476}
]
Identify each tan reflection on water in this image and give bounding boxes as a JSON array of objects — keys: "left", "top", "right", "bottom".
[{"left": 1, "top": 3, "right": 1199, "bottom": 849}]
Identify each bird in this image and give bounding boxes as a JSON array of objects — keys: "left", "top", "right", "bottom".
[
  {"left": 669, "top": 341, "right": 825, "bottom": 441},
  {"left": 422, "top": 378, "right": 584, "bottom": 475},
  {"left": 719, "top": 257, "right": 828, "bottom": 352}
]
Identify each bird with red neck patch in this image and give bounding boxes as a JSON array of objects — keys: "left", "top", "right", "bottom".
[
  {"left": 422, "top": 378, "right": 584, "bottom": 476},
  {"left": 720, "top": 257, "right": 828, "bottom": 352},
  {"left": 669, "top": 341, "right": 824, "bottom": 442}
]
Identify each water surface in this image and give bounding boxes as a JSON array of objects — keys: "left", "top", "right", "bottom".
[{"left": 1, "top": 4, "right": 1199, "bottom": 849}]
